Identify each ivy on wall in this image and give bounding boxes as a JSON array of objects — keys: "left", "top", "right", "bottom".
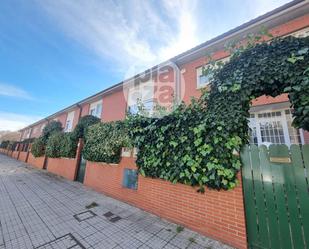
[
  {"left": 0, "top": 140, "right": 10, "bottom": 149},
  {"left": 31, "top": 116, "right": 101, "bottom": 159},
  {"left": 61, "top": 133, "right": 78, "bottom": 158},
  {"left": 45, "top": 132, "right": 63, "bottom": 158},
  {"left": 127, "top": 36, "right": 309, "bottom": 191},
  {"left": 83, "top": 121, "right": 130, "bottom": 164},
  {"left": 41, "top": 121, "right": 63, "bottom": 143},
  {"left": 31, "top": 121, "right": 64, "bottom": 158},
  {"left": 31, "top": 137, "right": 45, "bottom": 157},
  {"left": 45, "top": 132, "right": 77, "bottom": 158},
  {"left": 72, "top": 115, "right": 100, "bottom": 140},
  {"left": 7, "top": 141, "right": 18, "bottom": 151}
]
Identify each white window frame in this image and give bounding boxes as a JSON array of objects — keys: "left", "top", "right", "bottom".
[
  {"left": 89, "top": 100, "right": 102, "bottom": 118},
  {"left": 128, "top": 99, "right": 156, "bottom": 115},
  {"left": 196, "top": 66, "right": 212, "bottom": 89},
  {"left": 196, "top": 57, "right": 230, "bottom": 89},
  {"left": 249, "top": 109, "right": 303, "bottom": 147},
  {"left": 127, "top": 80, "right": 155, "bottom": 115},
  {"left": 64, "top": 111, "right": 75, "bottom": 132}
]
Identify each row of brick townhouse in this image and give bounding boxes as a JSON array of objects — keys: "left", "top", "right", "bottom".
[
  {"left": 10, "top": 1, "right": 309, "bottom": 249},
  {"left": 20, "top": 0, "right": 309, "bottom": 147}
]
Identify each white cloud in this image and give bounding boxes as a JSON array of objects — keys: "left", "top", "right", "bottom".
[
  {"left": 158, "top": 0, "right": 199, "bottom": 59},
  {"left": 36, "top": 0, "right": 291, "bottom": 78},
  {"left": 36, "top": 0, "right": 201, "bottom": 77},
  {"left": 0, "top": 112, "right": 42, "bottom": 131},
  {"left": 0, "top": 83, "right": 33, "bottom": 100}
]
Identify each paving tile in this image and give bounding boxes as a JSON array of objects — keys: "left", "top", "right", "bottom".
[
  {"left": 169, "top": 234, "right": 191, "bottom": 249},
  {"left": 156, "top": 228, "right": 177, "bottom": 242},
  {"left": 144, "top": 236, "right": 168, "bottom": 249}
]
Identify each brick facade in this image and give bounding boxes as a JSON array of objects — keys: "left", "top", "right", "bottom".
[
  {"left": 84, "top": 156, "right": 247, "bottom": 249},
  {"left": 102, "top": 91, "right": 127, "bottom": 122}
]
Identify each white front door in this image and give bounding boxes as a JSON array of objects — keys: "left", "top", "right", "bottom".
[{"left": 249, "top": 109, "right": 302, "bottom": 147}]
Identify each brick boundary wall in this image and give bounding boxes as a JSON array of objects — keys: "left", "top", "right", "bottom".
[
  {"left": 27, "top": 154, "right": 45, "bottom": 169},
  {"left": 12, "top": 151, "right": 19, "bottom": 159},
  {"left": 18, "top": 152, "right": 28, "bottom": 162},
  {"left": 46, "top": 157, "right": 79, "bottom": 181},
  {"left": 84, "top": 156, "right": 247, "bottom": 249}
]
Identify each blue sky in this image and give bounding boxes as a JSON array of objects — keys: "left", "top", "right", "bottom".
[{"left": 0, "top": 0, "right": 291, "bottom": 131}]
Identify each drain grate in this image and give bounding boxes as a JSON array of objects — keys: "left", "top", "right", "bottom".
[
  {"left": 103, "top": 211, "right": 122, "bottom": 223},
  {"left": 74, "top": 210, "right": 97, "bottom": 222},
  {"left": 35, "top": 233, "right": 85, "bottom": 249},
  {"left": 109, "top": 216, "right": 122, "bottom": 223},
  {"left": 103, "top": 211, "right": 114, "bottom": 218}
]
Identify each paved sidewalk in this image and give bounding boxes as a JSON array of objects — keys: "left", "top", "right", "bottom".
[{"left": 0, "top": 154, "right": 232, "bottom": 249}]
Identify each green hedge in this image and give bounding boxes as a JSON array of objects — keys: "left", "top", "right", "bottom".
[
  {"left": 45, "top": 133, "right": 62, "bottom": 158},
  {"left": 0, "top": 140, "right": 10, "bottom": 149},
  {"left": 7, "top": 141, "right": 18, "bottom": 151},
  {"left": 45, "top": 132, "right": 78, "bottom": 158},
  {"left": 42, "top": 121, "right": 63, "bottom": 143},
  {"left": 31, "top": 121, "right": 63, "bottom": 157},
  {"left": 72, "top": 115, "right": 100, "bottom": 140},
  {"left": 61, "top": 133, "right": 78, "bottom": 158},
  {"left": 31, "top": 137, "right": 45, "bottom": 157},
  {"left": 83, "top": 121, "right": 130, "bottom": 163}
]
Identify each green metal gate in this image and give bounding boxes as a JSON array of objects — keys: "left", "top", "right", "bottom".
[{"left": 241, "top": 144, "right": 309, "bottom": 249}]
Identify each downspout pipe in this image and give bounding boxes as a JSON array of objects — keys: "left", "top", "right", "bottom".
[{"left": 172, "top": 60, "right": 182, "bottom": 105}]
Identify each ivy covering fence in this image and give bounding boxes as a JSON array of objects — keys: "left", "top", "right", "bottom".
[
  {"left": 31, "top": 137, "right": 46, "bottom": 157},
  {"left": 31, "top": 115, "right": 100, "bottom": 158},
  {"left": 0, "top": 140, "right": 10, "bottom": 149},
  {"left": 83, "top": 121, "right": 130, "bottom": 163},
  {"left": 127, "top": 35, "right": 309, "bottom": 191},
  {"left": 31, "top": 120, "right": 63, "bottom": 157},
  {"left": 45, "top": 132, "right": 78, "bottom": 158},
  {"left": 71, "top": 115, "right": 100, "bottom": 140}
]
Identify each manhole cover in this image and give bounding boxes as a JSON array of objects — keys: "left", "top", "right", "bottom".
[
  {"left": 36, "top": 234, "right": 85, "bottom": 249},
  {"left": 103, "top": 211, "right": 114, "bottom": 218},
  {"left": 103, "top": 211, "right": 122, "bottom": 223},
  {"left": 74, "top": 210, "right": 96, "bottom": 222},
  {"left": 109, "top": 216, "right": 122, "bottom": 223}
]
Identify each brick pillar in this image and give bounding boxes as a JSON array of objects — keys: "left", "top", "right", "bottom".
[
  {"left": 73, "top": 138, "right": 84, "bottom": 180},
  {"left": 17, "top": 143, "right": 22, "bottom": 160},
  {"left": 25, "top": 143, "right": 31, "bottom": 163}
]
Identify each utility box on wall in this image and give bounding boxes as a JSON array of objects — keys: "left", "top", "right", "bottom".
[{"left": 122, "top": 168, "right": 138, "bottom": 190}]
